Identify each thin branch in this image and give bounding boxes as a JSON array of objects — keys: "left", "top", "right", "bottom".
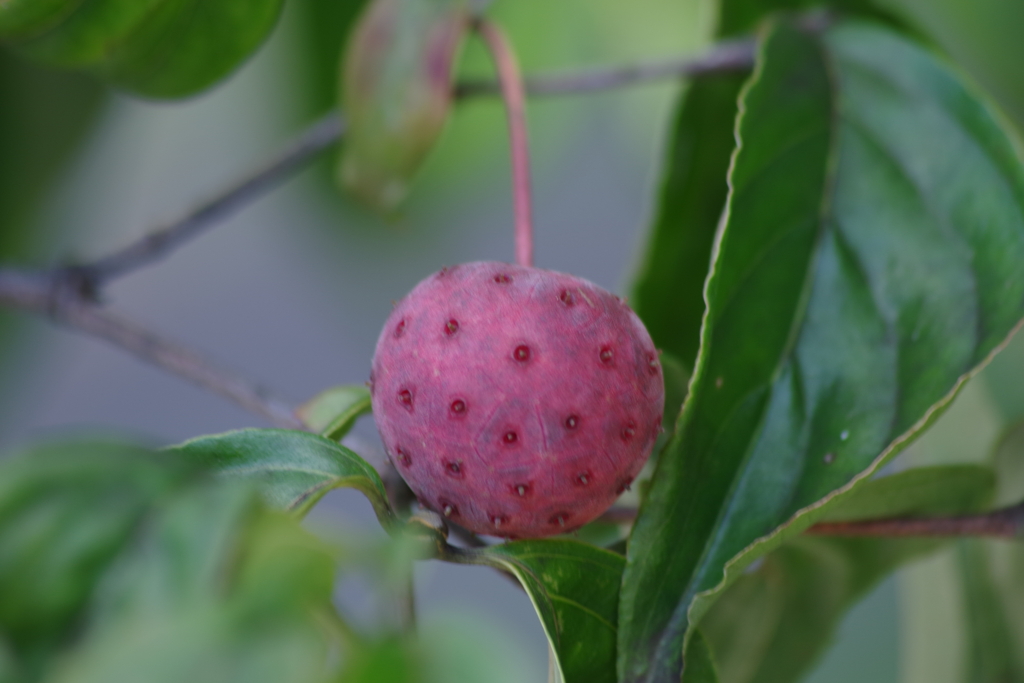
[
  {"left": 455, "top": 38, "right": 756, "bottom": 99},
  {"left": 597, "top": 506, "right": 639, "bottom": 525},
  {"left": 0, "top": 39, "right": 759, "bottom": 431},
  {"left": 82, "top": 112, "right": 346, "bottom": 288},
  {"left": 72, "top": 39, "right": 754, "bottom": 290},
  {"left": 598, "top": 502, "right": 1024, "bottom": 539},
  {"left": 0, "top": 268, "right": 303, "bottom": 429},
  {"left": 807, "top": 501, "right": 1024, "bottom": 539},
  {"left": 472, "top": 18, "right": 534, "bottom": 268}
]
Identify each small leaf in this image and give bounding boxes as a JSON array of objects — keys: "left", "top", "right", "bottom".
[
  {"left": 297, "top": 384, "right": 373, "bottom": 440},
  {"left": 339, "top": 0, "right": 469, "bottom": 210},
  {"left": 463, "top": 540, "right": 623, "bottom": 683},
  {"left": 619, "top": 17, "right": 1024, "bottom": 683},
  {"left": 1, "top": 0, "right": 284, "bottom": 98},
  {"left": 700, "top": 465, "right": 995, "bottom": 683},
  {"left": 171, "top": 428, "right": 394, "bottom": 527}
]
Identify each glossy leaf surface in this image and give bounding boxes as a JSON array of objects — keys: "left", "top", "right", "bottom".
[
  {"left": 469, "top": 539, "right": 623, "bottom": 683},
  {"left": 0, "top": 0, "right": 283, "bottom": 97},
  {"left": 171, "top": 429, "right": 393, "bottom": 525},
  {"left": 619, "top": 18, "right": 1024, "bottom": 683},
  {"left": 339, "top": 0, "right": 468, "bottom": 210},
  {"left": 701, "top": 465, "right": 995, "bottom": 683}
]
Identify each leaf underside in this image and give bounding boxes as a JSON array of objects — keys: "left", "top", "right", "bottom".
[{"left": 472, "top": 540, "right": 623, "bottom": 683}]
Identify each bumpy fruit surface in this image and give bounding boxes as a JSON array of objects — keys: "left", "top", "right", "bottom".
[{"left": 370, "top": 261, "right": 664, "bottom": 538}]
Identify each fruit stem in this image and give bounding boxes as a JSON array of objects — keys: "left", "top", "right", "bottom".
[{"left": 473, "top": 18, "right": 534, "bottom": 267}]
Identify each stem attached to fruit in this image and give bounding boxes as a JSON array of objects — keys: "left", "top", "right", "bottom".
[{"left": 473, "top": 18, "right": 534, "bottom": 268}]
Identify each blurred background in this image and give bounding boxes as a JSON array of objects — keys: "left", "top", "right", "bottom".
[{"left": 1, "top": 0, "right": 1023, "bottom": 680}]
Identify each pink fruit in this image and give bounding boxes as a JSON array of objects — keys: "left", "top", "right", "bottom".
[{"left": 370, "top": 261, "right": 664, "bottom": 538}]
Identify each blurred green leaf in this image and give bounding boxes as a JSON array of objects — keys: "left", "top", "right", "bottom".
[
  {"left": 891, "top": 0, "right": 1024, "bottom": 129},
  {"left": 0, "top": 0, "right": 283, "bottom": 98},
  {"left": 0, "top": 441, "right": 199, "bottom": 660},
  {"left": 49, "top": 603, "right": 328, "bottom": 683},
  {"left": 171, "top": 428, "right": 394, "bottom": 526},
  {"left": 630, "top": 75, "right": 746, "bottom": 374},
  {"left": 0, "top": 53, "right": 103, "bottom": 420},
  {"left": 901, "top": 421, "right": 1024, "bottom": 683},
  {"left": 338, "top": 613, "right": 526, "bottom": 683},
  {"left": 685, "top": 631, "right": 720, "bottom": 683},
  {"left": 717, "top": 0, "right": 912, "bottom": 38},
  {"left": 0, "top": 437, "right": 341, "bottom": 683},
  {"left": 294, "top": 0, "right": 369, "bottom": 116},
  {"left": 467, "top": 539, "right": 622, "bottom": 683},
  {"left": 339, "top": 0, "right": 469, "bottom": 210},
  {"left": 297, "top": 385, "right": 373, "bottom": 440},
  {"left": 699, "top": 465, "right": 995, "bottom": 683},
  {"left": 619, "top": 17, "right": 1024, "bottom": 683}
]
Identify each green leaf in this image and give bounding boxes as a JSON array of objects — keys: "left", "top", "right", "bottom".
[
  {"left": 49, "top": 496, "right": 336, "bottom": 683},
  {"left": 0, "top": 51, "right": 103, "bottom": 421},
  {"left": 461, "top": 540, "right": 623, "bottom": 683},
  {"left": 0, "top": 0, "right": 284, "bottom": 98},
  {"left": 339, "top": 0, "right": 469, "bottom": 210},
  {"left": 901, "top": 420, "right": 1024, "bottom": 683},
  {"left": 716, "top": 0, "right": 913, "bottom": 38},
  {"left": 296, "top": 384, "right": 373, "bottom": 440},
  {"left": 630, "top": 75, "right": 746, "bottom": 373},
  {"left": 619, "top": 18, "right": 1024, "bottom": 683},
  {"left": 0, "top": 441, "right": 199, "bottom": 656},
  {"left": 171, "top": 428, "right": 394, "bottom": 526},
  {"left": 699, "top": 465, "right": 995, "bottom": 683},
  {"left": 685, "top": 630, "right": 720, "bottom": 683},
  {"left": 294, "top": 0, "right": 369, "bottom": 117},
  {"left": 0, "top": 437, "right": 342, "bottom": 683},
  {"left": 815, "top": 465, "right": 997, "bottom": 523}
]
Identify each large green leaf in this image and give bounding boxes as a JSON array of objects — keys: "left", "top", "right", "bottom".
[
  {"left": 630, "top": 74, "right": 747, "bottom": 373},
  {"left": 457, "top": 539, "right": 622, "bottom": 683},
  {"left": 619, "top": 18, "right": 1024, "bottom": 683},
  {"left": 701, "top": 465, "right": 995, "bottom": 683},
  {"left": 171, "top": 428, "right": 394, "bottom": 526},
  {"left": 0, "top": 0, "right": 283, "bottom": 98}
]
